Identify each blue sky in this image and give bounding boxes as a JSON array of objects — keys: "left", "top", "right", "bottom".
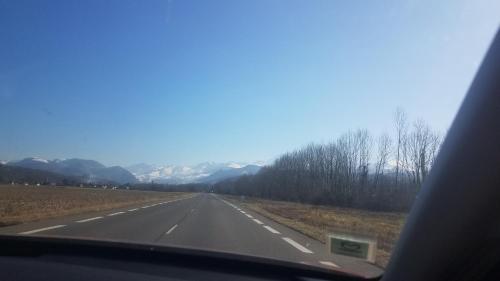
[{"left": 0, "top": 0, "right": 498, "bottom": 166}]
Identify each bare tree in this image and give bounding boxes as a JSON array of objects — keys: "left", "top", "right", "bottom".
[
  {"left": 394, "top": 108, "right": 407, "bottom": 186},
  {"left": 406, "top": 119, "right": 442, "bottom": 185},
  {"left": 374, "top": 133, "right": 392, "bottom": 187},
  {"left": 214, "top": 108, "right": 443, "bottom": 212}
]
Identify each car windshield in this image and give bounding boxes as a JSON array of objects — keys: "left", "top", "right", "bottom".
[{"left": 0, "top": 0, "right": 498, "bottom": 277}]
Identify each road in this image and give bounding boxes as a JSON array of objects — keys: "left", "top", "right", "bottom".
[{"left": 0, "top": 193, "right": 382, "bottom": 277}]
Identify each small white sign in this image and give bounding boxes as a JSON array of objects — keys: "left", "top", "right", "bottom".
[{"left": 327, "top": 233, "right": 377, "bottom": 263}]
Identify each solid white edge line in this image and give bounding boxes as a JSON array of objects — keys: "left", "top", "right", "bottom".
[
  {"left": 128, "top": 208, "right": 138, "bottom": 212},
  {"left": 108, "top": 212, "right": 125, "bottom": 216},
  {"left": 282, "top": 237, "right": 313, "bottom": 254},
  {"left": 319, "top": 261, "right": 340, "bottom": 268},
  {"left": 76, "top": 216, "right": 103, "bottom": 223},
  {"left": 166, "top": 224, "right": 178, "bottom": 235},
  {"left": 19, "top": 225, "right": 66, "bottom": 235},
  {"left": 253, "top": 219, "right": 264, "bottom": 224},
  {"left": 263, "top": 225, "right": 281, "bottom": 234}
]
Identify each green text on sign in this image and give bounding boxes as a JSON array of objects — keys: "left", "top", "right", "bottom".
[{"left": 330, "top": 238, "right": 369, "bottom": 259}]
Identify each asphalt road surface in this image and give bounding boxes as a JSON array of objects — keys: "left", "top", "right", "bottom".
[{"left": 0, "top": 193, "right": 383, "bottom": 277}]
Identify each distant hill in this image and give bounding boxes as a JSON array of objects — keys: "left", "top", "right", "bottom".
[
  {"left": 0, "top": 164, "right": 82, "bottom": 185},
  {"left": 7, "top": 158, "right": 137, "bottom": 184}
]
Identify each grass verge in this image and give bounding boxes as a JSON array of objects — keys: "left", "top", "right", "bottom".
[
  {"left": 224, "top": 195, "right": 406, "bottom": 268},
  {"left": 0, "top": 185, "right": 193, "bottom": 226}
]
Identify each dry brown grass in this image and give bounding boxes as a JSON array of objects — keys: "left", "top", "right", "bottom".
[
  {"left": 225, "top": 195, "right": 406, "bottom": 268},
  {"left": 0, "top": 185, "right": 193, "bottom": 226}
]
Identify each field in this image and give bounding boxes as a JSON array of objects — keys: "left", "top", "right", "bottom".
[
  {"left": 0, "top": 185, "right": 192, "bottom": 227},
  {"left": 225, "top": 195, "right": 407, "bottom": 268}
]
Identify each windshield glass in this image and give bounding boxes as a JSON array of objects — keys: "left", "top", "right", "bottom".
[{"left": 1, "top": 0, "right": 498, "bottom": 277}]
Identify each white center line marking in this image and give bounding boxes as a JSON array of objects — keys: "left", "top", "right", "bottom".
[
  {"left": 128, "top": 208, "right": 138, "bottom": 212},
  {"left": 108, "top": 211, "right": 125, "bottom": 216},
  {"left": 319, "top": 261, "right": 340, "bottom": 268},
  {"left": 253, "top": 219, "right": 264, "bottom": 224},
  {"left": 19, "top": 225, "right": 66, "bottom": 235},
  {"left": 76, "top": 216, "right": 103, "bottom": 223},
  {"left": 166, "top": 224, "right": 178, "bottom": 235},
  {"left": 282, "top": 237, "right": 313, "bottom": 254},
  {"left": 263, "top": 225, "right": 281, "bottom": 234},
  {"left": 245, "top": 214, "right": 253, "bottom": 218}
]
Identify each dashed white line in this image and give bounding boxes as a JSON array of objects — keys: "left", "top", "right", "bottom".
[
  {"left": 253, "top": 219, "right": 264, "bottom": 225},
  {"left": 240, "top": 211, "right": 246, "bottom": 214},
  {"left": 19, "top": 225, "right": 66, "bottom": 235},
  {"left": 282, "top": 237, "right": 313, "bottom": 254},
  {"left": 245, "top": 214, "right": 253, "bottom": 218},
  {"left": 76, "top": 216, "right": 103, "bottom": 223},
  {"left": 263, "top": 225, "right": 281, "bottom": 234},
  {"left": 128, "top": 208, "right": 139, "bottom": 212},
  {"left": 166, "top": 224, "right": 178, "bottom": 235},
  {"left": 108, "top": 211, "right": 125, "bottom": 216},
  {"left": 319, "top": 261, "right": 340, "bottom": 268},
  {"left": 141, "top": 206, "right": 150, "bottom": 209}
]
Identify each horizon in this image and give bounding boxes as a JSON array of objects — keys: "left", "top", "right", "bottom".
[
  {"left": 1, "top": 0, "right": 499, "bottom": 167},
  {"left": 0, "top": 157, "right": 269, "bottom": 169}
]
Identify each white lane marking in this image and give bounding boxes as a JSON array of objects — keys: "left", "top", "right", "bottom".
[
  {"left": 76, "top": 216, "right": 103, "bottom": 223},
  {"left": 263, "top": 225, "right": 281, "bottom": 234},
  {"left": 141, "top": 206, "right": 150, "bottom": 209},
  {"left": 245, "top": 214, "right": 253, "bottom": 218},
  {"left": 319, "top": 261, "right": 340, "bottom": 268},
  {"left": 240, "top": 211, "right": 246, "bottom": 214},
  {"left": 253, "top": 219, "right": 264, "bottom": 225},
  {"left": 282, "top": 237, "right": 313, "bottom": 254},
  {"left": 166, "top": 224, "right": 178, "bottom": 235},
  {"left": 108, "top": 211, "right": 125, "bottom": 216},
  {"left": 128, "top": 208, "right": 139, "bottom": 212},
  {"left": 19, "top": 225, "right": 66, "bottom": 235}
]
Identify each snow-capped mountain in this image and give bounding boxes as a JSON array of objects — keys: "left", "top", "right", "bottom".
[
  {"left": 126, "top": 162, "right": 264, "bottom": 184},
  {"left": 198, "top": 164, "right": 262, "bottom": 184}
]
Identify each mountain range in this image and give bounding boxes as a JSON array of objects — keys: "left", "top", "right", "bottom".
[{"left": 1, "top": 158, "right": 265, "bottom": 185}]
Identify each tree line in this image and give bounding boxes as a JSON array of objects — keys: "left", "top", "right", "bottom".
[{"left": 214, "top": 108, "right": 442, "bottom": 212}]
